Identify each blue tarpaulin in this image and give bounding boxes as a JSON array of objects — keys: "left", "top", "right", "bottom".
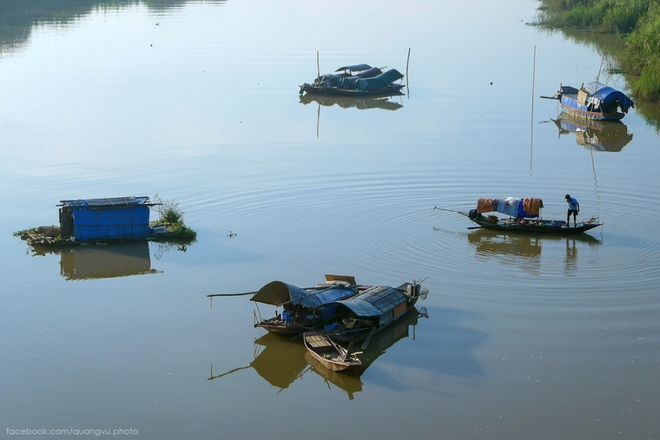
[{"left": 59, "top": 196, "right": 151, "bottom": 241}]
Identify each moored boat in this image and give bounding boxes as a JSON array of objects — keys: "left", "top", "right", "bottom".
[
  {"left": 323, "top": 280, "right": 428, "bottom": 344},
  {"left": 303, "top": 331, "right": 362, "bottom": 372},
  {"left": 466, "top": 197, "right": 602, "bottom": 234},
  {"left": 251, "top": 274, "right": 366, "bottom": 335},
  {"left": 542, "top": 82, "right": 634, "bottom": 121},
  {"left": 299, "top": 64, "right": 405, "bottom": 97}
]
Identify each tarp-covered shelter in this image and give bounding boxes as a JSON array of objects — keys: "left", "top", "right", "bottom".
[
  {"left": 251, "top": 281, "right": 358, "bottom": 309},
  {"left": 581, "top": 82, "right": 635, "bottom": 113},
  {"left": 336, "top": 69, "right": 404, "bottom": 93},
  {"left": 59, "top": 196, "right": 153, "bottom": 242},
  {"left": 477, "top": 197, "right": 544, "bottom": 218},
  {"left": 330, "top": 285, "right": 412, "bottom": 328}
]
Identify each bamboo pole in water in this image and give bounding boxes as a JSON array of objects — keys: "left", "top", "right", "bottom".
[
  {"left": 530, "top": 45, "right": 536, "bottom": 172},
  {"left": 406, "top": 48, "right": 411, "bottom": 95},
  {"left": 317, "top": 51, "right": 320, "bottom": 78}
]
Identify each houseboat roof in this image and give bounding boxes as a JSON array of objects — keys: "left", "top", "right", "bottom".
[{"left": 59, "top": 196, "right": 151, "bottom": 208}]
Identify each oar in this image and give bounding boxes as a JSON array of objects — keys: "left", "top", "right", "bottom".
[
  {"left": 207, "top": 291, "right": 257, "bottom": 298},
  {"left": 361, "top": 327, "right": 377, "bottom": 350}
]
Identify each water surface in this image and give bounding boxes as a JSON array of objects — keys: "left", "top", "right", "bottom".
[{"left": 2, "top": 1, "right": 660, "bottom": 439}]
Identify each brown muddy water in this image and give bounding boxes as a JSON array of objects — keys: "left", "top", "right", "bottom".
[{"left": 2, "top": 0, "right": 659, "bottom": 439}]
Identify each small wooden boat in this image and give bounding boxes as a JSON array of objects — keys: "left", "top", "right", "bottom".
[
  {"left": 251, "top": 274, "right": 366, "bottom": 335},
  {"left": 542, "top": 82, "right": 634, "bottom": 121},
  {"left": 299, "top": 64, "right": 405, "bottom": 97},
  {"left": 303, "top": 331, "right": 362, "bottom": 372},
  {"left": 466, "top": 197, "right": 602, "bottom": 235},
  {"left": 323, "top": 280, "right": 428, "bottom": 344}
]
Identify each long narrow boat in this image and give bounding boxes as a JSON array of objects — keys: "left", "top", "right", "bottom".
[
  {"left": 251, "top": 274, "right": 366, "bottom": 335},
  {"left": 299, "top": 64, "right": 405, "bottom": 97},
  {"left": 303, "top": 331, "right": 362, "bottom": 372},
  {"left": 466, "top": 197, "right": 602, "bottom": 235},
  {"left": 542, "top": 82, "right": 634, "bottom": 121},
  {"left": 323, "top": 280, "right": 428, "bottom": 344}
]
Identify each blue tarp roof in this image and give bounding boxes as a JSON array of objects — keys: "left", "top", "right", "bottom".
[
  {"left": 251, "top": 281, "right": 357, "bottom": 308},
  {"left": 583, "top": 82, "right": 635, "bottom": 111}
]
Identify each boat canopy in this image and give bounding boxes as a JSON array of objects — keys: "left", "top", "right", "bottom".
[
  {"left": 330, "top": 285, "right": 408, "bottom": 318},
  {"left": 335, "top": 64, "right": 372, "bottom": 73},
  {"left": 477, "top": 197, "right": 544, "bottom": 218},
  {"left": 251, "top": 281, "right": 357, "bottom": 308},
  {"left": 335, "top": 69, "right": 403, "bottom": 93},
  {"left": 582, "top": 82, "right": 635, "bottom": 112}
]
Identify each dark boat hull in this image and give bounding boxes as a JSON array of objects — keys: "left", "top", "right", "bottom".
[
  {"left": 470, "top": 218, "right": 602, "bottom": 234},
  {"left": 300, "top": 83, "right": 405, "bottom": 98}
]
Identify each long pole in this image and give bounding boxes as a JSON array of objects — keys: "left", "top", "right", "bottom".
[
  {"left": 316, "top": 51, "right": 320, "bottom": 78},
  {"left": 530, "top": 45, "right": 536, "bottom": 172},
  {"left": 405, "top": 48, "right": 411, "bottom": 96}
]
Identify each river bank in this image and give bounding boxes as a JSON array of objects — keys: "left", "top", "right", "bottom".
[{"left": 536, "top": 0, "right": 660, "bottom": 104}]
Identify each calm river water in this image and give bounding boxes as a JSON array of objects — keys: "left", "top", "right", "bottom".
[{"left": 2, "top": 0, "right": 659, "bottom": 439}]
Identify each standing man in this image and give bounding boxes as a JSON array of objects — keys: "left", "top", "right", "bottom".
[{"left": 565, "top": 194, "right": 579, "bottom": 227}]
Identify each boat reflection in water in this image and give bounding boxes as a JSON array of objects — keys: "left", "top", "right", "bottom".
[
  {"left": 468, "top": 229, "right": 601, "bottom": 275},
  {"left": 208, "top": 332, "right": 309, "bottom": 393},
  {"left": 552, "top": 111, "right": 633, "bottom": 152},
  {"left": 208, "top": 307, "right": 426, "bottom": 399},
  {"left": 299, "top": 93, "right": 404, "bottom": 111},
  {"left": 30, "top": 241, "right": 157, "bottom": 280},
  {"left": 305, "top": 306, "right": 427, "bottom": 400},
  {"left": 299, "top": 92, "right": 404, "bottom": 138}
]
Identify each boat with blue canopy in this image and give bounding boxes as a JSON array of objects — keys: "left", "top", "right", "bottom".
[
  {"left": 466, "top": 197, "right": 602, "bottom": 234},
  {"left": 542, "top": 82, "right": 634, "bottom": 121},
  {"left": 251, "top": 274, "right": 367, "bottom": 335},
  {"left": 322, "top": 280, "right": 428, "bottom": 344},
  {"left": 299, "top": 64, "right": 405, "bottom": 97}
]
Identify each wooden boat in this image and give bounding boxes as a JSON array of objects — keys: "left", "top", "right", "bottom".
[
  {"left": 466, "top": 197, "right": 602, "bottom": 235},
  {"left": 303, "top": 331, "right": 362, "bottom": 372},
  {"left": 299, "top": 64, "right": 405, "bottom": 97},
  {"left": 251, "top": 274, "right": 366, "bottom": 335},
  {"left": 542, "top": 82, "right": 634, "bottom": 121},
  {"left": 323, "top": 280, "right": 428, "bottom": 344},
  {"left": 304, "top": 306, "right": 425, "bottom": 399}
]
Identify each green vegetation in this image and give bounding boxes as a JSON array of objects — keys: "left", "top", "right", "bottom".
[
  {"left": 537, "top": 0, "right": 660, "bottom": 102},
  {"left": 150, "top": 194, "right": 197, "bottom": 243}
]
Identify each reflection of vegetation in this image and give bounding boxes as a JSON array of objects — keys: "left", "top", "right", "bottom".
[
  {"left": 537, "top": 0, "right": 660, "bottom": 104},
  {"left": 0, "top": 0, "right": 224, "bottom": 54},
  {"left": 152, "top": 240, "right": 191, "bottom": 260}
]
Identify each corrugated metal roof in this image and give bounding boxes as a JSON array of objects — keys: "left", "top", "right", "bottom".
[
  {"left": 60, "top": 196, "right": 150, "bottom": 208},
  {"left": 332, "top": 285, "right": 409, "bottom": 318}
]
